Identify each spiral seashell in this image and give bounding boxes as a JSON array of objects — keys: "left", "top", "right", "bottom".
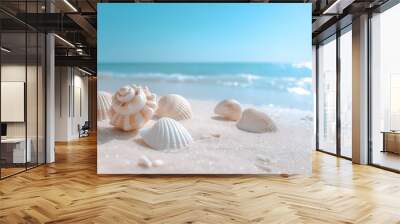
[
  {"left": 155, "top": 94, "right": 192, "bottom": 120},
  {"left": 97, "top": 91, "right": 112, "bottom": 121},
  {"left": 140, "top": 117, "right": 193, "bottom": 150},
  {"left": 109, "top": 85, "right": 157, "bottom": 131}
]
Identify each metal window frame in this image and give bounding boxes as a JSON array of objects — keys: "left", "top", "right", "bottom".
[
  {"left": 315, "top": 0, "right": 400, "bottom": 172},
  {"left": 315, "top": 22, "right": 353, "bottom": 161}
]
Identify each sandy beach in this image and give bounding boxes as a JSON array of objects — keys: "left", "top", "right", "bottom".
[{"left": 97, "top": 98, "right": 313, "bottom": 174}]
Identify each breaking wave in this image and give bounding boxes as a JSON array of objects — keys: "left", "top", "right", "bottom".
[{"left": 99, "top": 71, "right": 312, "bottom": 95}]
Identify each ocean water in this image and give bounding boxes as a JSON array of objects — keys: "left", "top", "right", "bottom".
[{"left": 98, "top": 63, "right": 313, "bottom": 111}]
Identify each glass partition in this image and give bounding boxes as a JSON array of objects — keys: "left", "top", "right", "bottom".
[
  {"left": 27, "top": 30, "right": 38, "bottom": 169},
  {"left": 0, "top": 2, "right": 46, "bottom": 179},
  {"left": 1, "top": 31, "right": 28, "bottom": 177},
  {"left": 370, "top": 3, "right": 400, "bottom": 171},
  {"left": 317, "top": 36, "right": 337, "bottom": 154},
  {"left": 339, "top": 28, "right": 352, "bottom": 158}
]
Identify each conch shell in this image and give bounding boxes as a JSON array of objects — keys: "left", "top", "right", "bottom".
[{"left": 109, "top": 85, "right": 157, "bottom": 131}]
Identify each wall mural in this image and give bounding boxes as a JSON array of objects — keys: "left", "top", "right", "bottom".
[{"left": 97, "top": 3, "right": 313, "bottom": 174}]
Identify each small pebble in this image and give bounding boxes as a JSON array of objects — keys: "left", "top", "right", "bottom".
[
  {"left": 153, "top": 159, "right": 164, "bottom": 167},
  {"left": 138, "top": 156, "right": 152, "bottom": 168}
]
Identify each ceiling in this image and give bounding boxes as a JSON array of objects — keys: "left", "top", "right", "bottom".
[{"left": 0, "top": 0, "right": 391, "bottom": 75}]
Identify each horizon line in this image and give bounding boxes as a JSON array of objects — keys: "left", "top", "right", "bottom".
[{"left": 98, "top": 61, "right": 312, "bottom": 65}]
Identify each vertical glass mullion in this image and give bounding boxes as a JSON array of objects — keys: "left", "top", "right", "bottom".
[
  {"left": 316, "top": 45, "right": 319, "bottom": 151},
  {"left": 336, "top": 30, "right": 341, "bottom": 157},
  {"left": 36, "top": 0, "right": 39, "bottom": 167},
  {"left": 25, "top": 1, "right": 28, "bottom": 171},
  {"left": 367, "top": 12, "right": 373, "bottom": 165},
  {"left": 0, "top": 27, "right": 2, "bottom": 179}
]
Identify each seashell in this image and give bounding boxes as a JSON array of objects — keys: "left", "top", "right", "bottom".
[
  {"left": 152, "top": 159, "right": 164, "bottom": 167},
  {"left": 211, "top": 133, "right": 221, "bottom": 138},
  {"left": 214, "top": 99, "right": 242, "bottom": 121},
  {"left": 140, "top": 117, "right": 193, "bottom": 150},
  {"left": 109, "top": 85, "right": 157, "bottom": 131},
  {"left": 97, "top": 91, "right": 112, "bottom": 121},
  {"left": 236, "top": 108, "right": 277, "bottom": 133},
  {"left": 137, "top": 155, "right": 153, "bottom": 168},
  {"left": 155, "top": 94, "right": 192, "bottom": 120}
]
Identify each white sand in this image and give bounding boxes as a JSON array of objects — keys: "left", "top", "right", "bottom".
[{"left": 97, "top": 99, "right": 313, "bottom": 174}]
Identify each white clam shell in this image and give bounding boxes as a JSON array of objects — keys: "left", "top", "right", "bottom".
[
  {"left": 155, "top": 94, "right": 192, "bottom": 120},
  {"left": 214, "top": 99, "right": 242, "bottom": 121},
  {"left": 236, "top": 108, "right": 277, "bottom": 133},
  {"left": 141, "top": 117, "right": 193, "bottom": 150},
  {"left": 109, "top": 85, "right": 157, "bottom": 131},
  {"left": 137, "top": 155, "right": 153, "bottom": 168},
  {"left": 97, "top": 91, "right": 112, "bottom": 121}
]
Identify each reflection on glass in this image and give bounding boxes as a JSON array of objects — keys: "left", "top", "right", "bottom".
[
  {"left": 38, "top": 33, "right": 46, "bottom": 165},
  {"left": 27, "top": 31, "right": 38, "bottom": 169},
  {"left": 371, "top": 4, "right": 400, "bottom": 171},
  {"left": 318, "top": 37, "right": 337, "bottom": 154},
  {"left": 340, "top": 29, "right": 352, "bottom": 158}
]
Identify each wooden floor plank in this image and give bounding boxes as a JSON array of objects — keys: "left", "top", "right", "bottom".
[{"left": 0, "top": 135, "right": 400, "bottom": 223}]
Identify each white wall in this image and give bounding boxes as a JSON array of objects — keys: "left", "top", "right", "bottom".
[
  {"left": 1, "top": 65, "right": 41, "bottom": 137},
  {"left": 55, "top": 67, "right": 70, "bottom": 141},
  {"left": 312, "top": 45, "right": 317, "bottom": 148},
  {"left": 55, "top": 67, "right": 89, "bottom": 141},
  {"left": 1, "top": 65, "right": 26, "bottom": 138},
  {"left": 71, "top": 73, "right": 89, "bottom": 138}
]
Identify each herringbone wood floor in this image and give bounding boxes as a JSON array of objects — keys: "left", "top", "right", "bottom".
[{"left": 1, "top": 135, "right": 400, "bottom": 224}]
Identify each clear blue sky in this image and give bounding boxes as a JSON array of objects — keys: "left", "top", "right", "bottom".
[{"left": 98, "top": 4, "right": 311, "bottom": 64}]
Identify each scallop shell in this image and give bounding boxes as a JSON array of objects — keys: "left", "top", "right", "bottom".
[
  {"left": 109, "top": 85, "right": 157, "bottom": 131},
  {"left": 140, "top": 117, "right": 193, "bottom": 150},
  {"left": 236, "top": 108, "right": 277, "bottom": 133},
  {"left": 97, "top": 91, "right": 112, "bottom": 121},
  {"left": 214, "top": 99, "right": 242, "bottom": 121},
  {"left": 155, "top": 94, "right": 192, "bottom": 120}
]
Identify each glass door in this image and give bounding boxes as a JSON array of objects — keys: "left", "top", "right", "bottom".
[{"left": 339, "top": 27, "right": 352, "bottom": 158}]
